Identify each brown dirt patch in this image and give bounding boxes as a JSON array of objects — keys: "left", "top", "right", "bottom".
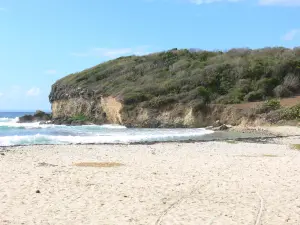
[{"left": 232, "top": 96, "right": 300, "bottom": 110}]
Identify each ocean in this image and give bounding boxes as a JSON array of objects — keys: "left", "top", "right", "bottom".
[{"left": 0, "top": 112, "right": 216, "bottom": 146}]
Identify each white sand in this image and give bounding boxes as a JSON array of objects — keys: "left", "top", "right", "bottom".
[{"left": 1, "top": 139, "right": 300, "bottom": 225}]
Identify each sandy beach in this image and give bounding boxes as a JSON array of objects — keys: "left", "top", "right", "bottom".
[{"left": 1, "top": 132, "right": 300, "bottom": 225}]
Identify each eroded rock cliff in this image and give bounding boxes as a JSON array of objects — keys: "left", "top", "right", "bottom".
[{"left": 49, "top": 85, "right": 247, "bottom": 127}]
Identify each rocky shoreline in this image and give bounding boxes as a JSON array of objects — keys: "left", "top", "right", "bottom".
[{"left": 18, "top": 110, "right": 235, "bottom": 128}]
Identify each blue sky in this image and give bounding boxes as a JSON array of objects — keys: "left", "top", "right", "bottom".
[{"left": 0, "top": 0, "right": 299, "bottom": 111}]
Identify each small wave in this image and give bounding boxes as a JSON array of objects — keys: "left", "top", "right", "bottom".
[
  {"left": 0, "top": 118, "right": 127, "bottom": 130},
  {"left": 98, "top": 124, "right": 127, "bottom": 129},
  {"left": 0, "top": 129, "right": 213, "bottom": 146},
  {"left": 0, "top": 122, "right": 57, "bottom": 129},
  {"left": 0, "top": 117, "right": 10, "bottom": 122},
  {"left": 0, "top": 117, "right": 19, "bottom": 123},
  {"left": 0, "top": 117, "right": 61, "bottom": 129}
]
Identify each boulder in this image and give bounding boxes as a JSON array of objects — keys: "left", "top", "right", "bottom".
[
  {"left": 219, "top": 124, "right": 229, "bottom": 131},
  {"left": 18, "top": 110, "right": 51, "bottom": 123},
  {"left": 18, "top": 115, "right": 34, "bottom": 123},
  {"left": 212, "top": 124, "right": 230, "bottom": 131}
]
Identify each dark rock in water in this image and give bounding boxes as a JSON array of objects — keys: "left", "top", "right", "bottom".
[
  {"left": 51, "top": 118, "right": 66, "bottom": 125},
  {"left": 212, "top": 124, "right": 230, "bottom": 131},
  {"left": 36, "top": 190, "right": 41, "bottom": 194},
  {"left": 18, "top": 114, "right": 34, "bottom": 123},
  {"left": 70, "top": 120, "right": 87, "bottom": 126},
  {"left": 51, "top": 117, "right": 94, "bottom": 126},
  {"left": 219, "top": 124, "right": 229, "bottom": 130},
  {"left": 18, "top": 110, "right": 51, "bottom": 123},
  {"left": 39, "top": 121, "right": 53, "bottom": 125}
]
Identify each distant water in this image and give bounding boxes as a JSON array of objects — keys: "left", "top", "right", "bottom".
[{"left": 0, "top": 112, "right": 216, "bottom": 146}]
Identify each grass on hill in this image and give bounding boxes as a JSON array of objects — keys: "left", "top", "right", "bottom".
[{"left": 51, "top": 47, "right": 300, "bottom": 111}]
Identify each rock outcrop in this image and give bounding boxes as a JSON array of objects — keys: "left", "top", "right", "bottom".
[
  {"left": 18, "top": 110, "right": 51, "bottom": 123},
  {"left": 49, "top": 85, "right": 248, "bottom": 127}
]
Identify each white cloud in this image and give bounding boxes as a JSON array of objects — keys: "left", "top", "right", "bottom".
[
  {"left": 0, "top": 92, "right": 3, "bottom": 97},
  {"left": 190, "top": 0, "right": 221, "bottom": 4},
  {"left": 282, "top": 29, "right": 300, "bottom": 41},
  {"left": 45, "top": 70, "right": 57, "bottom": 75},
  {"left": 259, "top": 0, "right": 300, "bottom": 5},
  {"left": 189, "top": 0, "right": 241, "bottom": 4},
  {"left": 26, "top": 87, "right": 40, "bottom": 96},
  {"left": 71, "top": 46, "right": 150, "bottom": 59}
]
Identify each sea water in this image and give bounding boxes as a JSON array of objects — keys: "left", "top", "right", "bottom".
[{"left": 0, "top": 112, "right": 215, "bottom": 146}]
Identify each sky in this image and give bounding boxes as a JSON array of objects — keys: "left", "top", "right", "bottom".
[{"left": 0, "top": 0, "right": 299, "bottom": 111}]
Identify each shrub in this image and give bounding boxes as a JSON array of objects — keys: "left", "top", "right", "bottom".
[
  {"left": 244, "top": 91, "right": 263, "bottom": 102},
  {"left": 235, "top": 79, "right": 251, "bottom": 93},
  {"left": 273, "top": 85, "right": 292, "bottom": 98},
  {"left": 281, "top": 104, "right": 300, "bottom": 120},
  {"left": 256, "top": 99, "right": 281, "bottom": 114},
  {"left": 264, "top": 99, "right": 281, "bottom": 110},
  {"left": 197, "top": 86, "right": 210, "bottom": 103},
  {"left": 76, "top": 76, "right": 87, "bottom": 83},
  {"left": 228, "top": 89, "right": 244, "bottom": 103},
  {"left": 123, "top": 92, "right": 149, "bottom": 105},
  {"left": 283, "top": 73, "right": 300, "bottom": 92},
  {"left": 147, "top": 96, "right": 176, "bottom": 108},
  {"left": 256, "top": 78, "right": 278, "bottom": 96},
  {"left": 215, "top": 89, "right": 244, "bottom": 104},
  {"left": 169, "top": 59, "right": 190, "bottom": 72}
]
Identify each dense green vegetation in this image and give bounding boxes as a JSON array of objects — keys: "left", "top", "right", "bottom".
[
  {"left": 281, "top": 104, "right": 300, "bottom": 120},
  {"left": 255, "top": 99, "right": 281, "bottom": 114},
  {"left": 54, "top": 47, "right": 300, "bottom": 108}
]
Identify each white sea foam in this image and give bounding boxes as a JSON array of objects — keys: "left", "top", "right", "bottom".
[
  {"left": 0, "top": 129, "right": 213, "bottom": 146},
  {"left": 0, "top": 116, "right": 214, "bottom": 146},
  {"left": 0, "top": 118, "right": 10, "bottom": 122},
  {"left": 0, "top": 121, "right": 55, "bottom": 129},
  {"left": 0, "top": 117, "right": 127, "bottom": 130},
  {"left": 98, "top": 124, "right": 127, "bottom": 129}
]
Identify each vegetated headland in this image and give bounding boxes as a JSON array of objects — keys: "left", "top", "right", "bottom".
[{"left": 46, "top": 47, "right": 300, "bottom": 127}]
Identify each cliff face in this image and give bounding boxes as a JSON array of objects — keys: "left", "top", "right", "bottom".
[
  {"left": 49, "top": 85, "right": 246, "bottom": 127},
  {"left": 49, "top": 85, "right": 123, "bottom": 124}
]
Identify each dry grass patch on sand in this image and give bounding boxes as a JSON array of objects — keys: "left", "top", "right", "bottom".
[
  {"left": 291, "top": 144, "right": 300, "bottom": 150},
  {"left": 73, "top": 162, "right": 124, "bottom": 168},
  {"left": 225, "top": 140, "right": 238, "bottom": 144},
  {"left": 262, "top": 154, "right": 278, "bottom": 157},
  {"left": 238, "top": 154, "right": 278, "bottom": 158}
]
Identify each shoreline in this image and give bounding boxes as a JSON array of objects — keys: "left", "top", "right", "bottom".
[
  {"left": 0, "top": 126, "right": 300, "bottom": 149},
  {"left": 1, "top": 134, "right": 300, "bottom": 150},
  {"left": 1, "top": 125, "right": 299, "bottom": 149}
]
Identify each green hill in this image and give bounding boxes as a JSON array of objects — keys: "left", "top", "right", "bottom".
[{"left": 50, "top": 47, "right": 300, "bottom": 109}]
